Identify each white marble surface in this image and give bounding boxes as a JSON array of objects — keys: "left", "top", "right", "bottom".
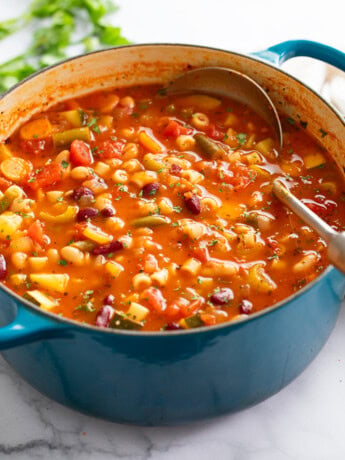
[{"left": 1, "top": 1, "right": 345, "bottom": 458}]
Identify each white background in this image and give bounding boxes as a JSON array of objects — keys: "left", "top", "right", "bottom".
[{"left": 0, "top": 1, "right": 345, "bottom": 459}]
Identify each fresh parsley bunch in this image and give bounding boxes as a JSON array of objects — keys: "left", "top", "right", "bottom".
[{"left": 0, "top": 0, "right": 130, "bottom": 92}]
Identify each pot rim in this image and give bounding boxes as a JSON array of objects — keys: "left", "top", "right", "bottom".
[{"left": 0, "top": 42, "right": 343, "bottom": 337}]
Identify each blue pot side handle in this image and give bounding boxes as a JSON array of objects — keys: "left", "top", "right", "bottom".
[
  {"left": 252, "top": 39, "right": 345, "bottom": 72},
  {"left": 0, "top": 304, "right": 69, "bottom": 350}
]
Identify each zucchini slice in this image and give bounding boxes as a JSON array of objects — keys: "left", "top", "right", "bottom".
[
  {"left": 179, "top": 312, "right": 205, "bottom": 329},
  {"left": 110, "top": 310, "right": 144, "bottom": 331},
  {"left": 24, "top": 290, "right": 58, "bottom": 310}
]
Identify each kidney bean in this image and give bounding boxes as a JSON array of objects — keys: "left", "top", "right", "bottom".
[
  {"left": 239, "top": 299, "right": 253, "bottom": 314},
  {"left": 165, "top": 322, "right": 181, "bottom": 331},
  {"left": 101, "top": 207, "right": 115, "bottom": 217},
  {"left": 103, "top": 294, "right": 115, "bottom": 305},
  {"left": 92, "top": 240, "right": 123, "bottom": 255},
  {"left": 95, "top": 305, "right": 115, "bottom": 328},
  {"left": 0, "top": 254, "right": 7, "bottom": 280},
  {"left": 184, "top": 195, "right": 201, "bottom": 215},
  {"left": 71, "top": 186, "right": 94, "bottom": 202},
  {"left": 210, "top": 288, "right": 234, "bottom": 306},
  {"left": 169, "top": 164, "right": 182, "bottom": 175},
  {"left": 142, "top": 182, "right": 160, "bottom": 198},
  {"left": 77, "top": 207, "right": 98, "bottom": 221}
]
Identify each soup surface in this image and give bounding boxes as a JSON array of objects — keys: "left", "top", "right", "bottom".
[{"left": 0, "top": 85, "right": 344, "bottom": 331}]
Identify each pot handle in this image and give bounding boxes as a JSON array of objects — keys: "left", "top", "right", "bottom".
[
  {"left": 252, "top": 40, "right": 345, "bottom": 72},
  {"left": 0, "top": 303, "right": 69, "bottom": 350}
]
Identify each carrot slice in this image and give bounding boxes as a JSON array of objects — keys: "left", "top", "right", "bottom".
[
  {"left": 200, "top": 313, "right": 216, "bottom": 326},
  {"left": 70, "top": 140, "right": 93, "bottom": 166},
  {"left": 0, "top": 158, "right": 32, "bottom": 182},
  {"left": 145, "top": 287, "right": 167, "bottom": 313},
  {"left": 28, "top": 220, "right": 46, "bottom": 246},
  {"left": 139, "top": 130, "right": 164, "bottom": 153},
  {"left": 20, "top": 118, "right": 52, "bottom": 140},
  {"left": 0, "top": 177, "right": 12, "bottom": 191}
]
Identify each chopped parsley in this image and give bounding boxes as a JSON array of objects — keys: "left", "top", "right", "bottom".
[
  {"left": 236, "top": 133, "right": 247, "bottom": 145},
  {"left": 157, "top": 88, "right": 167, "bottom": 96},
  {"left": 87, "top": 117, "right": 100, "bottom": 134}
]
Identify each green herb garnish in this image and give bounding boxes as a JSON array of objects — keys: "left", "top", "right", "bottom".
[{"left": 236, "top": 133, "right": 247, "bottom": 146}]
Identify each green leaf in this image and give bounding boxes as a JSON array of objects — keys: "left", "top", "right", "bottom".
[
  {"left": 83, "top": 35, "right": 101, "bottom": 52},
  {"left": 0, "top": 0, "right": 130, "bottom": 95},
  {"left": 0, "top": 18, "right": 22, "bottom": 40},
  {"left": 31, "top": 11, "right": 74, "bottom": 55},
  {"left": 84, "top": 0, "right": 117, "bottom": 24},
  {"left": 236, "top": 133, "right": 247, "bottom": 146},
  {"left": 29, "top": 0, "right": 80, "bottom": 18},
  {"left": 98, "top": 25, "right": 130, "bottom": 45}
]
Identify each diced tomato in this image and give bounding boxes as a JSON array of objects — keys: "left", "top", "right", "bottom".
[
  {"left": 206, "top": 123, "right": 224, "bottom": 141},
  {"left": 70, "top": 140, "right": 93, "bottom": 166},
  {"left": 166, "top": 302, "right": 181, "bottom": 318},
  {"left": 0, "top": 177, "right": 12, "bottom": 191},
  {"left": 27, "top": 162, "right": 63, "bottom": 190},
  {"left": 144, "top": 254, "right": 159, "bottom": 273},
  {"left": 162, "top": 119, "right": 192, "bottom": 138},
  {"left": 73, "top": 223, "right": 87, "bottom": 240},
  {"left": 192, "top": 243, "right": 210, "bottom": 263},
  {"left": 145, "top": 287, "right": 167, "bottom": 313},
  {"left": 230, "top": 174, "right": 250, "bottom": 190},
  {"left": 98, "top": 139, "right": 124, "bottom": 160},
  {"left": 303, "top": 198, "right": 337, "bottom": 219},
  {"left": 221, "top": 164, "right": 251, "bottom": 191},
  {"left": 28, "top": 220, "right": 47, "bottom": 246},
  {"left": 113, "top": 105, "right": 133, "bottom": 119},
  {"left": 21, "top": 138, "right": 50, "bottom": 155},
  {"left": 179, "top": 297, "right": 204, "bottom": 317},
  {"left": 169, "top": 164, "right": 182, "bottom": 175},
  {"left": 200, "top": 313, "right": 216, "bottom": 326}
]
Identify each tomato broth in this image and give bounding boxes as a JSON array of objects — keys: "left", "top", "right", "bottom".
[{"left": 0, "top": 84, "right": 344, "bottom": 331}]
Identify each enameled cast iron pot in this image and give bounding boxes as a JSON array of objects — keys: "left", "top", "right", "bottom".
[{"left": 0, "top": 40, "right": 345, "bottom": 425}]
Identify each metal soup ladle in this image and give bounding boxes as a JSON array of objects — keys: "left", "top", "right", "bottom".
[
  {"left": 168, "top": 66, "right": 345, "bottom": 274},
  {"left": 166, "top": 66, "right": 283, "bottom": 147}
]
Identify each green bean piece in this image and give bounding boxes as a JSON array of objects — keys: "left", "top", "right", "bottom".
[
  {"left": 53, "top": 127, "right": 91, "bottom": 148},
  {"left": 131, "top": 215, "right": 171, "bottom": 228},
  {"left": 195, "top": 133, "right": 225, "bottom": 159}
]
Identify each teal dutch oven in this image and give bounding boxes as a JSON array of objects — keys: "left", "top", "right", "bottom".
[{"left": 0, "top": 40, "right": 345, "bottom": 425}]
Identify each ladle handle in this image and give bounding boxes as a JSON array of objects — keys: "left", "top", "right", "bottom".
[{"left": 252, "top": 40, "right": 345, "bottom": 73}]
